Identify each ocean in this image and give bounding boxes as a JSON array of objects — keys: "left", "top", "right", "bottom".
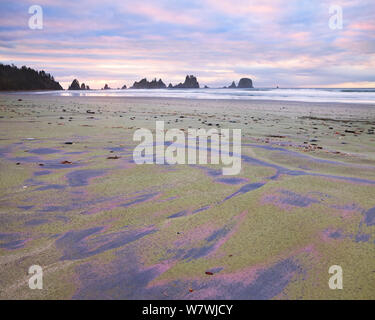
[{"left": 14, "top": 88, "right": 375, "bottom": 104}]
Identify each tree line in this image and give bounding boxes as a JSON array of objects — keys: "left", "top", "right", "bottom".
[{"left": 0, "top": 63, "right": 63, "bottom": 91}]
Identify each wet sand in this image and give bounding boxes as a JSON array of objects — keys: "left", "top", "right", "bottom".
[{"left": 0, "top": 94, "right": 374, "bottom": 299}]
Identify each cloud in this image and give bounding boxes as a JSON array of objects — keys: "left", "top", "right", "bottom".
[{"left": 0, "top": 0, "right": 374, "bottom": 88}]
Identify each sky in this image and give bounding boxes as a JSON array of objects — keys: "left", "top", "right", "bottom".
[{"left": 0, "top": 0, "right": 374, "bottom": 89}]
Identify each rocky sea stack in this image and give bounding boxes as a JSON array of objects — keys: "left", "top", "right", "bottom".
[
  {"left": 225, "top": 78, "right": 253, "bottom": 89},
  {"left": 237, "top": 78, "right": 253, "bottom": 88},
  {"left": 68, "top": 79, "right": 90, "bottom": 90},
  {"left": 131, "top": 78, "right": 166, "bottom": 89},
  {"left": 228, "top": 81, "right": 236, "bottom": 88},
  {"left": 128, "top": 75, "right": 200, "bottom": 89},
  {"left": 68, "top": 79, "right": 80, "bottom": 90},
  {"left": 173, "top": 75, "right": 199, "bottom": 89}
]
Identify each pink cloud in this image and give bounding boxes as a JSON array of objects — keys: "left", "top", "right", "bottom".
[{"left": 123, "top": 3, "right": 203, "bottom": 26}]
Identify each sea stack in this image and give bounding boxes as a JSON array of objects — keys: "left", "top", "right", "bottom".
[
  {"left": 237, "top": 78, "right": 253, "bottom": 88},
  {"left": 173, "top": 75, "right": 199, "bottom": 89},
  {"left": 68, "top": 79, "right": 80, "bottom": 90},
  {"left": 121, "top": 84, "right": 127, "bottom": 89},
  {"left": 131, "top": 78, "right": 166, "bottom": 89},
  {"left": 228, "top": 81, "right": 236, "bottom": 88}
]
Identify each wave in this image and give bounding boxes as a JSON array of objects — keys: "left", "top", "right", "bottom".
[{"left": 15, "top": 87, "right": 375, "bottom": 104}]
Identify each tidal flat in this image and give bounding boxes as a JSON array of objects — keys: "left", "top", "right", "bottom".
[{"left": 0, "top": 94, "right": 374, "bottom": 299}]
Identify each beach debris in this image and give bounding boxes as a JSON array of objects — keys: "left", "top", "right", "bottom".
[
  {"left": 107, "top": 156, "right": 120, "bottom": 159},
  {"left": 205, "top": 271, "right": 214, "bottom": 276},
  {"left": 64, "top": 142, "right": 73, "bottom": 145},
  {"left": 86, "top": 110, "right": 95, "bottom": 114},
  {"left": 61, "top": 160, "right": 73, "bottom": 164}
]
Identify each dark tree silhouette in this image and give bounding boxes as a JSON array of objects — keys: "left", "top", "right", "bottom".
[{"left": 0, "top": 64, "right": 63, "bottom": 91}]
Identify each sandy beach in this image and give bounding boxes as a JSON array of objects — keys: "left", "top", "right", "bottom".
[{"left": 0, "top": 94, "right": 374, "bottom": 299}]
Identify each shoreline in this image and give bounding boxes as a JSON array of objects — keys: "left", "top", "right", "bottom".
[
  {"left": 1, "top": 89, "right": 375, "bottom": 106},
  {"left": 2, "top": 93, "right": 375, "bottom": 110}
]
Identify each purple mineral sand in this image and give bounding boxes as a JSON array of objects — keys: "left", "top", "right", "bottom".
[
  {"left": 56, "top": 226, "right": 157, "bottom": 260},
  {"left": 28, "top": 148, "right": 61, "bottom": 155},
  {"left": 224, "top": 182, "right": 265, "bottom": 201},
  {"left": 25, "top": 219, "right": 49, "bottom": 226},
  {"left": 364, "top": 207, "right": 375, "bottom": 226},
  {"left": 120, "top": 193, "right": 158, "bottom": 208},
  {"left": 66, "top": 169, "right": 106, "bottom": 187}
]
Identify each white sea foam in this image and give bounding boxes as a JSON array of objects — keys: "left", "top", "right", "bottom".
[{"left": 19, "top": 88, "right": 375, "bottom": 104}]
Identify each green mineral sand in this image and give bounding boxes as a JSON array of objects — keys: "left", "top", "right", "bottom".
[{"left": 0, "top": 94, "right": 374, "bottom": 299}]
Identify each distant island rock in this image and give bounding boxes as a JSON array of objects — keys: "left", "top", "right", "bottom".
[
  {"left": 68, "top": 79, "right": 90, "bottom": 90},
  {"left": 0, "top": 64, "right": 63, "bottom": 91},
  {"left": 173, "top": 75, "right": 199, "bottom": 89},
  {"left": 121, "top": 84, "right": 127, "bottom": 89},
  {"left": 131, "top": 78, "right": 166, "bottom": 89},
  {"left": 225, "top": 78, "right": 253, "bottom": 89},
  {"left": 228, "top": 81, "right": 236, "bottom": 88},
  {"left": 103, "top": 84, "right": 110, "bottom": 90},
  {"left": 237, "top": 78, "right": 253, "bottom": 88},
  {"left": 68, "top": 79, "right": 80, "bottom": 90},
  {"left": 127, "top": 75, "right": 200, "bottom": 89}
]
